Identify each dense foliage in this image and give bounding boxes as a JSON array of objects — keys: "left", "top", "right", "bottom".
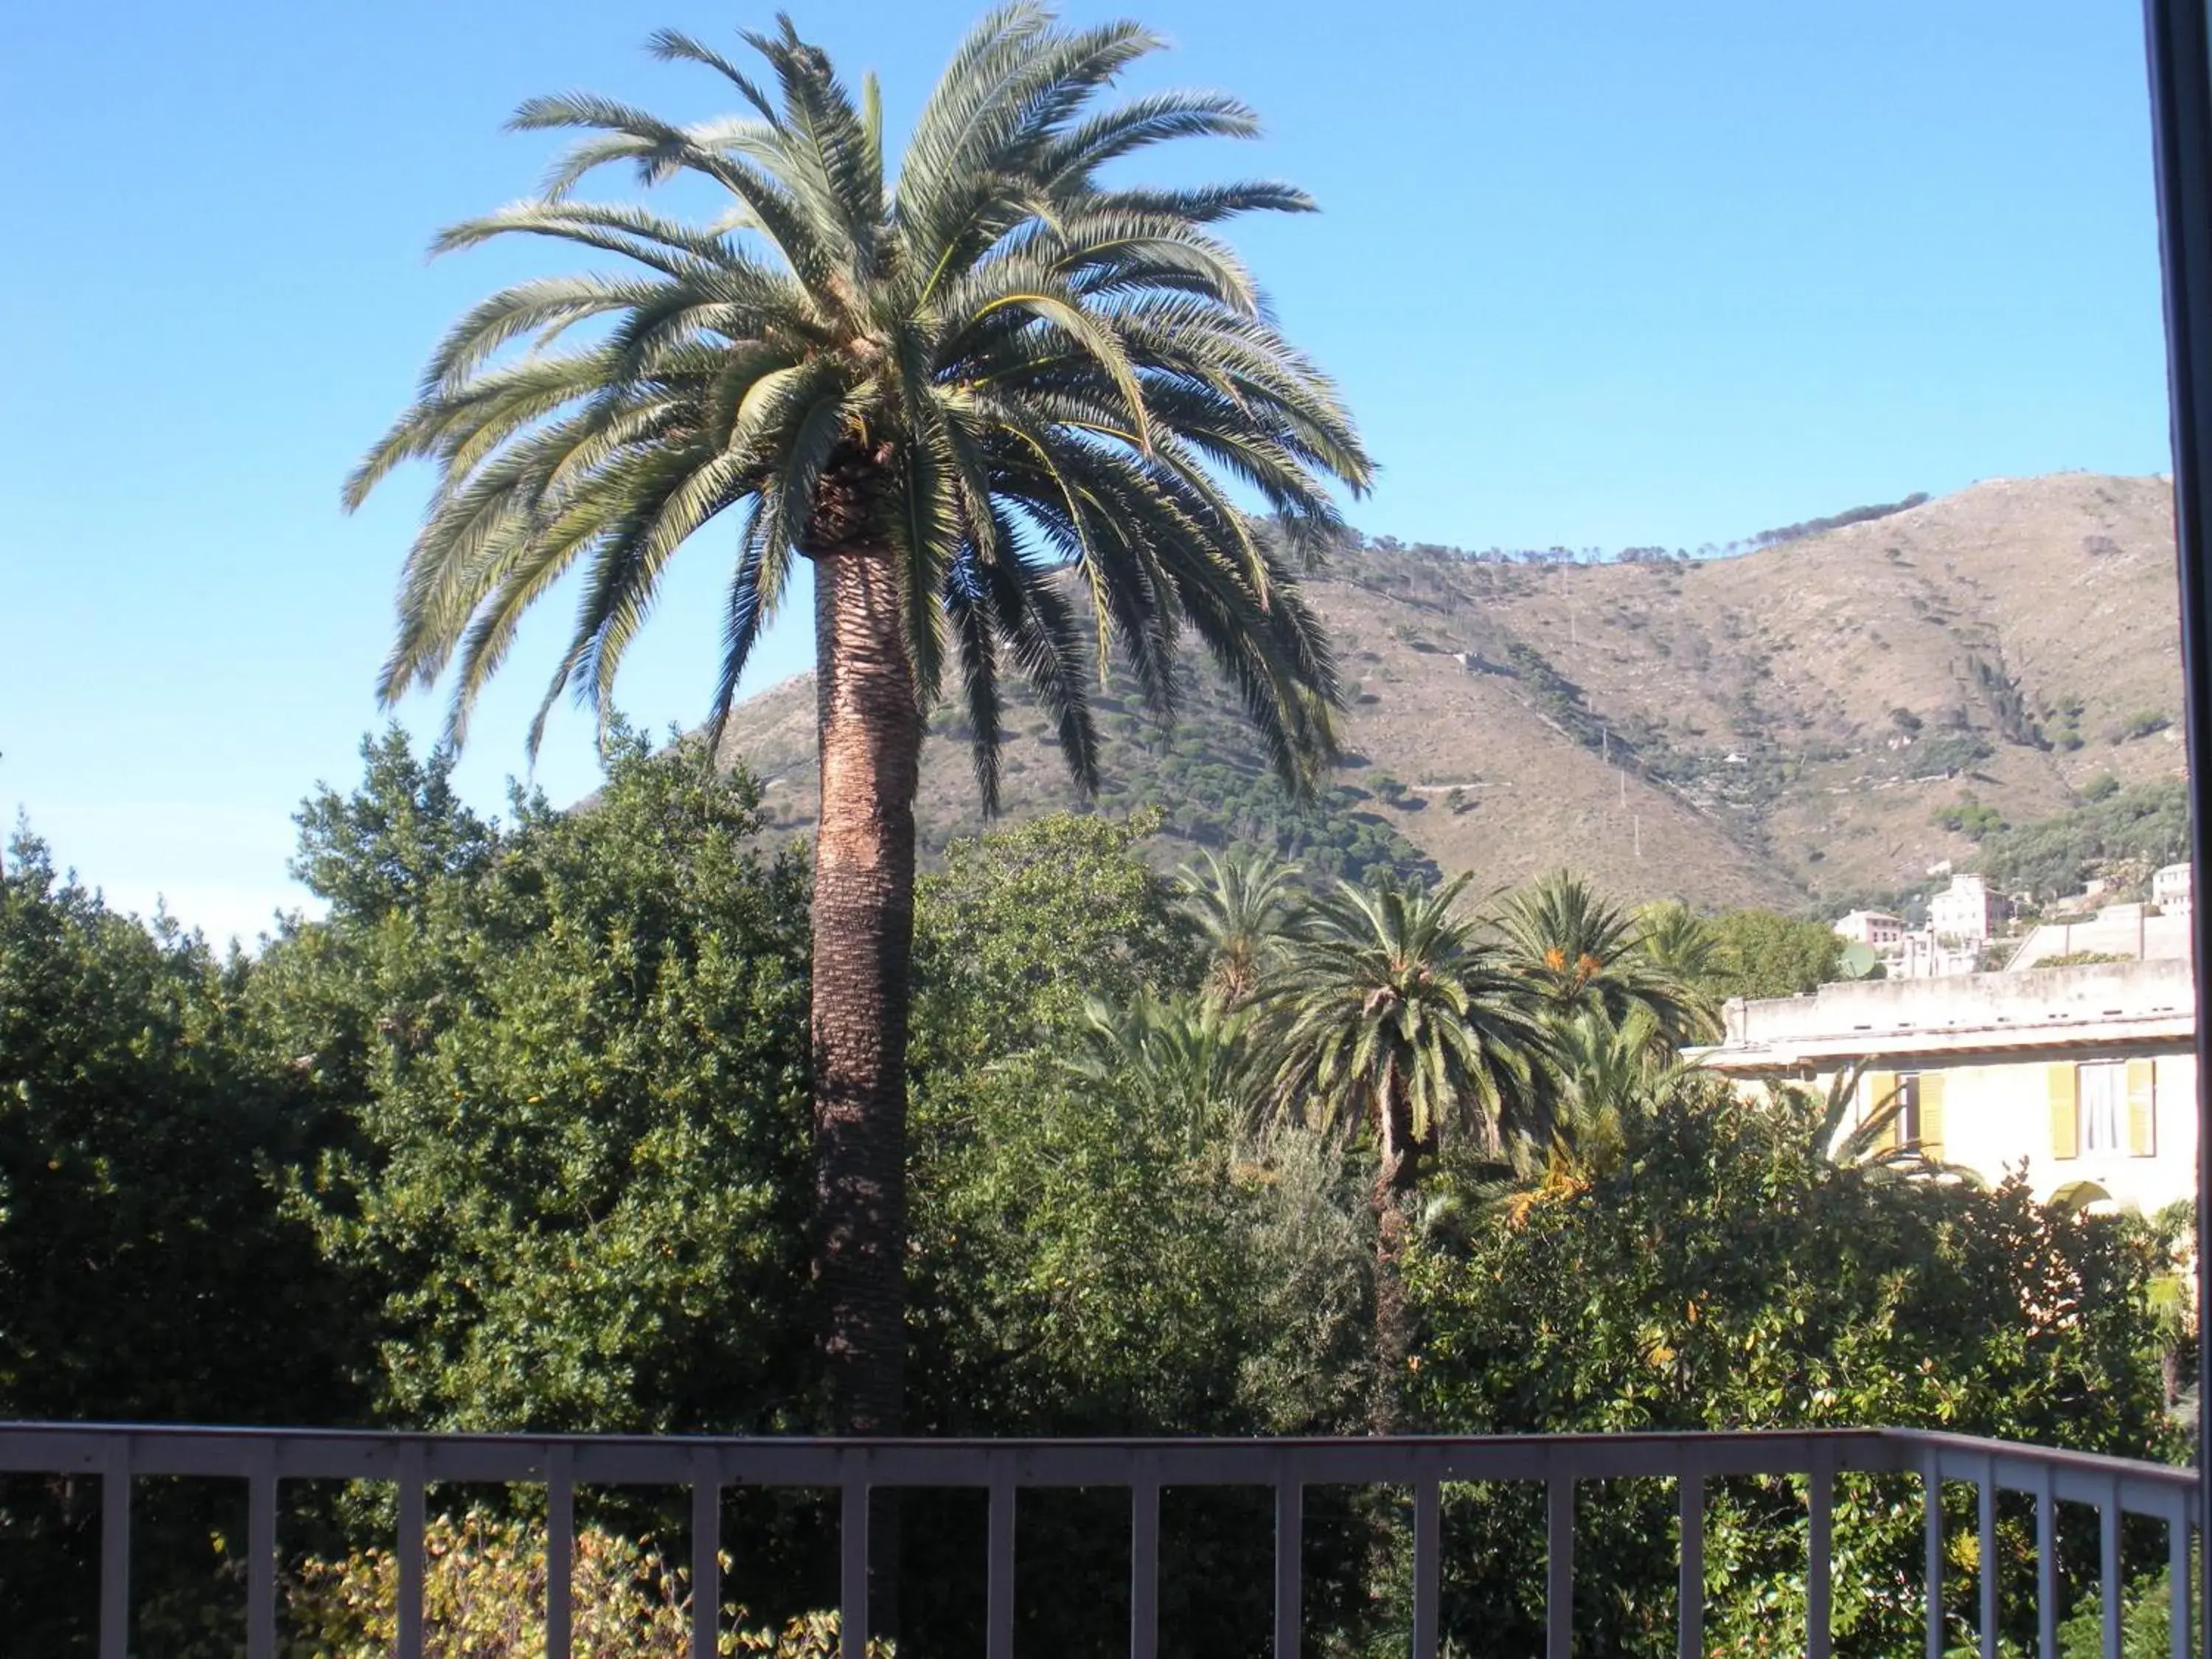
[
  {"left": 1973, "top": 779, "right": 2189, "bottom": 900},
  {"left": 262, "top": 728, "right": 816, "bottom": 1436},
  {"left": 0, "top": 731, "right": 2185, "bottom": 1656},
  {"left": 1411, "top": 1088, "right": 2173, "bottom": 1656},
  {"left": 1704, "top": 906, "right": 1848, "bottom": 998},
  {"left": 286, "top": 1509, "right": 884, "bottom": 1658}
]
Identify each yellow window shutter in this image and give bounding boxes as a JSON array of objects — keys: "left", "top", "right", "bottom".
[
  {"left": 2048, "top": 1063, "right": 2079, "bottom": 1161},
  {"left": 1918, "top": 1072, "right": 1945, "bottom": 1158},
  {"left": 1863, "top": 1070, "right": 1896, "bottom": 1147},
  {"left": 2126, "top": 1060, "right": 2156, "bottom": 1158}
]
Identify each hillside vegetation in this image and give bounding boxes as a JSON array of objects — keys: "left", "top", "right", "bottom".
[{"left": 714, "top": 473, "right": 2185, "bottom": 911}]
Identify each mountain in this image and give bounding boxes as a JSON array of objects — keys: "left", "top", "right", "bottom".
[{"left": 712, "top": 472, "right": 2187, "bottom": 914}]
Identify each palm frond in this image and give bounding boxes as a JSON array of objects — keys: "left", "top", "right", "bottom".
[{"left": 352, "top": 8, "right": 1367, "bottom": 822}]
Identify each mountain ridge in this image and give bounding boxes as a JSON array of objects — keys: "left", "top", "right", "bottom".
[{"left": 712, "top": 471, "right": 2186, "bottom": 914}]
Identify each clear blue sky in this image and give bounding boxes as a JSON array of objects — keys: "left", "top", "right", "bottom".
[{"left": 0, "top": 0, "right": 2176, "bottom": 945}]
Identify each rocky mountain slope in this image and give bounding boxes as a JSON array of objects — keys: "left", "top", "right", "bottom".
[{"left": 713, "top": 473, "right": 2187, "bottom": 914}]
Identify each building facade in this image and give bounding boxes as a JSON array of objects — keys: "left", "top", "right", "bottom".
[
  {"left": 1834, "top": 910, "right": 1905, "bottom": 950},
  {"left": 2155, "top": 860, "right": 2194, "bottom": 914},
  {"left": 1927, "top": 872, "right": 2008, "bottom": 944},
  {"left": 1690, "top": 959, "right": 2197, "bottom": 1214}
]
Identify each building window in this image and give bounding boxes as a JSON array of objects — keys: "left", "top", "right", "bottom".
[
  {"left": 2079, "top": 1061, "right": 2126, "bottom": 1155},
  {"left": 1893, "top": 1074, "right": 1921, "bottom": 1145}
]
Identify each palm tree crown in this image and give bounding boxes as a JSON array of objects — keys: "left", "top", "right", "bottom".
[
  {"left": 1177, "top": 847, "right": 1306, "bottom": 1006},
  {"left": 1494, "top": 871, "right": 1712, "bottom": 1046},
  {"left": 1264, "top": 874, "right": 1549, "bottom": 1161},
  {"left": 349, "top": 5, "right": 1371, "bottom": 793}
]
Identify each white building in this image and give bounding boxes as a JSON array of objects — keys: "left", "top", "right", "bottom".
[
  {"left": 1891, "top": 929, "right": 1983, "bottom": 979},
  {"left": 1928, "top": 873, "right": 2008, "bottom": 944},
  {"left": 1834, "top": 910, "right": 1905, "bottom": 950},
  {"left": 2154, "top": 861, "right": 2194, "bottom": 914},
  {"left": 1691, "top": 959, "right": 2198, "bottom": 1214}
]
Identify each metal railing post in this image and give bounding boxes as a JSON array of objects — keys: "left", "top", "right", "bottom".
[
  {"left": 1129, "top": 1469, "right": 1159, "bottom": 1659},
  {"left": 99, "top": 1437, "right": 130, "bottom": 1659},
  {"left": 546, "top": 1444, "right": 574, "bottom": 1659},
  {"left": 397, "top": 1441, "right": 426, "bottom": 1659},
  {"left": 1678, "top": 1469, "right": 1704, "bottom": 1659},
  {"left": 2038, "top": 1466, "right": 2059, "bottom": 1659},
  {"left": 1925, "top": 1453, "right": 1945, "bottom": 1659},
  {"left": 841, "top": 1471, "right": 868, "bottom": 1659},
  {"left": 396, "top": 1442, "right": 425, "bottom": 1659},
  {"left": 1273, "top": 1470, "right": 1303, "bottom": 1659},
  {"left": 247, "top": 1441, "right": 277, "bottom": 1659},
  {"left": 1547, "top": 1471, "right": 1574, "bottom": 1659},
  {"left": 1808, "top": 1445, "right": 1833, "bottom": 1659},
  {"left": 2170, "top": 1493, "right": 2192, "bottom": 1659},
  {"left": 692, "top": 1447, "right": 720, "bottom": 1659},
  {"left": 1979, "top": 1457, "right": 1999, "bottom": 1659},
  {"left": 2103, "top": 1477, "right": 2124, "bottom": 1659},
  {"left": 987, "top": 1467, "right": 1016, "bottom": 1659},
  {"left": 1413, "top": 1478, "right": 1441, "bottom": 1659}
]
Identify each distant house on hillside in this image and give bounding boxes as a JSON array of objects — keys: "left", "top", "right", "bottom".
[
  {"left": 2154, "top": 860, "right": 2194, "bottom": 914},
  {"left": 1689, "top": 959, "right": 2197, "bottom": 1214},
  {"left": 1832, "top": 878, "right": 1994, "bottom": 980},
  {"left": 1834, "top": 909, "right": 1904, "bottom": 950},
  {"left": 1928, "top": 872, "right": 2008, "bottom": 944}
]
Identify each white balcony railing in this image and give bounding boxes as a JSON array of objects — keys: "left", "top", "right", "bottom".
[{"left": 0, "top": 1422, "right": 2197, "bottom": 1659}]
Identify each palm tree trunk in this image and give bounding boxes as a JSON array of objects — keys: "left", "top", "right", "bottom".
[
  {"left": 1369, "top": 1076, "right": 1419, "bottom": 1433},
  {"left": 810, "top": 546, "right": 922, "bottom": 1439}
]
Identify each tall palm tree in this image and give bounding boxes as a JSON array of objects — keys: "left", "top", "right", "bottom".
[
  {"left": 347, "top": 9, "right": 1371, "bottom": 1436},
  {"left": 1493, "top": 871, "right": 1714, "bottom": 1048},
  {"left": 1259, "top": 873, "right": 1550, "bottom": 1427},
  {"left": 1176, "top": 846, "right": 1307, "bottom": 1006}
]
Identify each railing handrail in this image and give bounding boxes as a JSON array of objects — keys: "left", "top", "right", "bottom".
[{"left": 2, "top": 1421, "right": 2195, "bottom": 1659}]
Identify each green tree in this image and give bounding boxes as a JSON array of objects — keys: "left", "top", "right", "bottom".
[
  {"left": 1633, "top": 898, "right": 1722, "bottom": 990},
  {"left": 903, "top": 813, "right": 1372, "bottom": 1656},
  {"left": 1706, "top": 906, "right": 1846, "bottom": 999},
  {"left": 0, "top": 832, "right": 349, "bottom": 1424},
  {"left": 1259, "top": 872, "right": 1550, "bottom": 1427},
  {"left": 1496, "top": 1007, "right": 1696, "bottom": 1200},
  {"left": 265, "top": 731, "right": 816, "bottom": 1436},
  {"left": 1408, "top": 1086, "right": 2173, "bottom": 1657},
  {"left": 0, "top": 830, "right": 361, "bottom": 1653},
  {"left": 1060, "top": 989, "right": 1253, "bottom": 1157},
  {"left": 347, "top": 7, "right": 1371, "bottom": 1435}
]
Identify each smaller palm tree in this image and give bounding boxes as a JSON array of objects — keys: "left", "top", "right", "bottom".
[
  {"left": 1175, "top": 848, "right": 1307, "bottom": 1006},
  {"left": 1258, "top": 872, "right": 1551, "bottom": 1427},
  {"left": 1494, "top": 872, "right": 1714, "bottom": 1046},
  {"left": 1636, "top": 901, "right": 1724, "bottom": 998},
  {"left": 1477, "top": 1007, "right": 1717, "bottom": 1224},
  {"left": 1062, "top": 989, "right": 1253, "bottom": 1158},
  {"left": 1769, "top": 1065, "right": 1983, "bottom": 1187}
]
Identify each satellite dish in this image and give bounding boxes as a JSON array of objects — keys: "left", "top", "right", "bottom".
[{"left": 1837, "top": 942, "right": 1879, "bottom": 979}]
